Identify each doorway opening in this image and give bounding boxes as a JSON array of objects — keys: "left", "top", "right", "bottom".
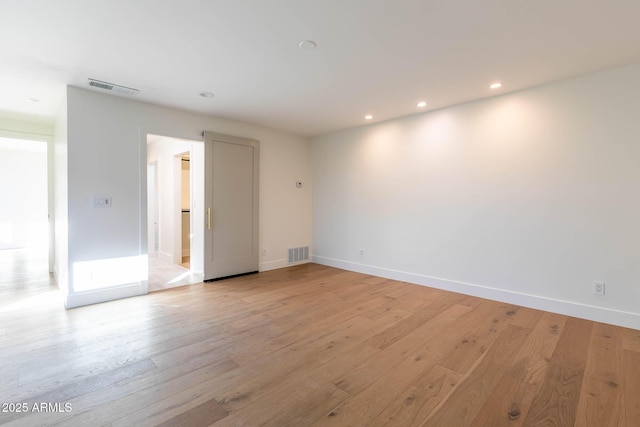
[
  {"left": 0, "top": 136, "right": 55, "bottom": 304},
  {"left": 146, "top": 134, "right": 204, "bottom": 291},
  {"left": 180, "top": 155, "right": 191, "bottom": 269}
]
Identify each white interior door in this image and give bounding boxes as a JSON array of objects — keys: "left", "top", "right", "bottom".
[{"left": 203, "top": 132, "right": 259, "bottom": 281}]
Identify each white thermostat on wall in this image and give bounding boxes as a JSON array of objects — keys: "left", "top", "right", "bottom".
[{"left": 92, "top": 196, "right": 112, "bottom": 208}]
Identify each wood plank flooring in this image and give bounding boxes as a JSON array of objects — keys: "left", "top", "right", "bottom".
[
  {"left": 1, "top": 251, "right": 640, "bottom": 426},
  {"left": 148, "top": 253, "right": 201, "bottom": 292}
]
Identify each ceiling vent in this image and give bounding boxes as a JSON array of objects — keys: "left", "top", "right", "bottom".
[{"left": 88, "top": 78, "right": 139, "bottom": 96}]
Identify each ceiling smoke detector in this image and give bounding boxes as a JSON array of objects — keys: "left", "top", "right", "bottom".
[{"left": 88, "top": 78, "right": 139, "bottom": 96}]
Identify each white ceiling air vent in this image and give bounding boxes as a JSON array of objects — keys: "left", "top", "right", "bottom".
[{"left": 88, "top": 78, "right": 139, "bottom": 96}]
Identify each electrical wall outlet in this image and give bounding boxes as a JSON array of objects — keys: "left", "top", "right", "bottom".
[
  {"left": 262, "top": 248, "right": 267, "bottom": 257},
  {"left": 359, "top": 248, "right": 364, "bottom": 257},
  {"left": 592, "top": 281, "right": 605, "bottom": 295}
]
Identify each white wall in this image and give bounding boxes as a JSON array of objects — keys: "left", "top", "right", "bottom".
[
  {"left": 63, "top": 86, "right": 312, "bottom": 307},
  {"left": 54, "top": 97, "right": 68, "bottom": 295},
  {"left": 181, "top": 160, "right": 190, "bottom": 210},
  {"left": 0, "top": 117, "right": 53, "bottom": 140},
  {"left": 181, "top": 159, "right": 190, "bottom": 257},
  {"left": 190, "top": 142, "right": 204, "bottom": 273},
  {"left": 312, "top": 62, "right": 640, "bottom": 329}
]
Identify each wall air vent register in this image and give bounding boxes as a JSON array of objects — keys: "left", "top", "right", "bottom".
[{"left": 88, "top": 78, "right": 139, "bottom": 96}]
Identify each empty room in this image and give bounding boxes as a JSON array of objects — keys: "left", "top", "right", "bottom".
[{"left": 1, "top": 1, "right": 640, "bottom": 426}]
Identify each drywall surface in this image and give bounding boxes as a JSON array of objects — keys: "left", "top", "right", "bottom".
[
  {"left": 65, "top": 86, "right": 311, "bottom": 307},
  {"left": 312, "top": 62, "right": 640, "bottom": 328},
  {"left": 54, "top": 97, "right": 68, "bottom": 295},
  {"left": 181, "top": 160, "right": 190, "bottom": 210},
  {"left": 0, "top": 117, "right": 53, "bottom": 141}
]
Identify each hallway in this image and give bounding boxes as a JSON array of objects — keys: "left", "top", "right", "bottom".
[{"left": 0, "top": 247, "right": 58, "bottom": 314}]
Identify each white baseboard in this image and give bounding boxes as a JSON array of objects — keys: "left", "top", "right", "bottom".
[
  {"left": 312, "top": 255, "right": 640, "bottom": 330},
  {"left": 53, "top": 265, "right": 60, "bottom": 284},
  {"left": 260, "top": 258, "right": 310, "bottom": 272},
  {"left": 65, "top": 282, "right": 143, "bottom": 309},
  {"left": 182, "top": 249, "right": 190, "bottom": 257},
  {"left": 53, "top": 265, "right": 68, "bottom": 295}
]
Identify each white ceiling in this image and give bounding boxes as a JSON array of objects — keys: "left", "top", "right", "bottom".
[{"left": 2, "top": 0, "right": 640, "bottom": 137}]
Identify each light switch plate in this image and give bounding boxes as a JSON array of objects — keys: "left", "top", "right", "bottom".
[{"left": 92, "top": 196, "right": 112, "bottom": 208}]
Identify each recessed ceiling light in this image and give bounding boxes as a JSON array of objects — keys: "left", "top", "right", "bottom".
[
  {"left": 27, "top": 97, "right": 41, "bottom": 103},
  {"left": 298, "top": 40, "right": 317, "bottom": 50},
  {"left": 489, "top": 82, "right": 502, "bottom": 89},
  {"left": 199, "top": 91, "right": 214, "bottom": 98},
  {"left": 417, "top": 101, "right": 427, "bottom": 108},
  {"left": 365, "top": 115, "right": 373, "bottom": 120}
]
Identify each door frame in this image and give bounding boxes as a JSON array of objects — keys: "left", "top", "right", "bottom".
[
  {"left": 146, "top": 160, "right": 159, "bottom": 253},
  {"left": 0, "top": 131, "right": 53, "bottom": 272}
]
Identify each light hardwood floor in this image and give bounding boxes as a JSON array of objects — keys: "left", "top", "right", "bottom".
[
  {"left": 1, "top": 252, "right": 639, "bottom": 426},
  {"left": 147, "top": 253, "right": 201, "bottom": 292}
]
